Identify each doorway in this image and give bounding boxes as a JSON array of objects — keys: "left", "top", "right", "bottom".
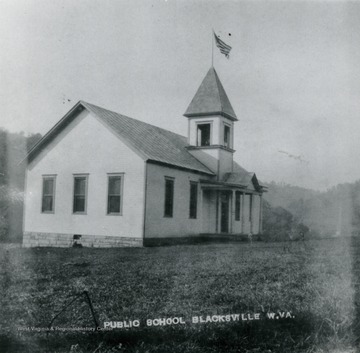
[{"left": 220, "top": 192, "right": 230, "bottom": 233}]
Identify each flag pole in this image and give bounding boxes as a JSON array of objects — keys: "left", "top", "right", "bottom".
[{"left": 211, "top": 29, "right": 214, "bottom": 67}]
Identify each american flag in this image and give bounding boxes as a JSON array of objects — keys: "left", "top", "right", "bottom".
[{"left": 214, "top": 31, "right": 232, "bottom": 58}]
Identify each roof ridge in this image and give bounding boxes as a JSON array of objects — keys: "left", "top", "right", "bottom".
[{"left": 81, "top": 101, "right": 187, "bottom": 141}]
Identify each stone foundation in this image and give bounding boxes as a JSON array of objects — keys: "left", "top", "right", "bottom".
[
  {"left": 144, "top": 234, "right": 252, "bottom": 247},
  {"left": 23, "top": 232, "right": 143, "bottom": 248}
]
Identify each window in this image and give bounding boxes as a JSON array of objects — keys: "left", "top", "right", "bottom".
[
  {"left": 249, "top": 194, "right": 253, "bottom": 221},
  {"left": 224, "top": 125, "right": 231, "bottom": 148},
  {"left": 73, "top": 176, "right": 88, "bottom": 213},
  {"left": 235, "top": 191, "right": 241, "bottom": 221},
  {"left": 197, "top": 123, "right": 211, "bottom": 146},
  {"left": 164, "top": 177, "right": 174, "bottom": 217},
  {"left": 107, "top": 175, "right": 122, "bottom": 214},
  {"left": 42, "top": 176, "right": 56, "bottom": 213},
  {"left": 189, "top": 182, "right": 198, "bottom": 219}
]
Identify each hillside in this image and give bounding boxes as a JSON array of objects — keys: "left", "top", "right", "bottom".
[
  {"left": 0, "top": 128, "right": 41, "bottom": 242},
  {"left": 264, "top": 181, "right": 360, "bottom": 237}
]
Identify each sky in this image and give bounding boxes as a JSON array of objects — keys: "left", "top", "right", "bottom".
[{"left": 0, "top": 0, "right": 359, "bottom": 191}]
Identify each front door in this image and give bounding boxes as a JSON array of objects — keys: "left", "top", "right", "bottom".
[{"left": 220, "top": 192, "right": 230, "bottom": 233}]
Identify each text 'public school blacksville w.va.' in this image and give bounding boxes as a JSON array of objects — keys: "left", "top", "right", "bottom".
[{"left": 22, "top": 67, "right": 267, "bottom": 248}]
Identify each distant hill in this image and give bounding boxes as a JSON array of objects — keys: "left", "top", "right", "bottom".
[
  {"left": 0, "top": 128, "right": 42, "bottom": 242},
  {"left": 264, "top": 181, "right": 360, "bottom": 237},
  {"left": 263, "top": 182, "right": 319, "bottom": 210}
]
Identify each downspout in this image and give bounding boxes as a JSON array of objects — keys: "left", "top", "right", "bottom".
[
  {"left": 142, "top": 161, "right": 148, "bottom": 246},
  {"left": 241, "top": 192, "right": 245, "bottom": 234},
  {"left": 22, "top": 168, "right": 28, "bottom": 246},
  {"left": 231, "top": 189, "right": 235, "bottom": 234},
  {"left": 250, "top": 194, "right": 253, "bottom": 234},
  {"left": 215, "top": 191, "right": 219, "bottom": 233},
  {"left": 259, "top": 194, "right": 263, "bottom": 234}
]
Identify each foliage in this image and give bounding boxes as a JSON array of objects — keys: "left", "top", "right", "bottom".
[
  {"left": 261, "top": 200, "right": 309, "bottom": 241},
  {"left": 0, "top": 128, "right": 41, "bottom": 242},
  {"left": 264, "top": 181, "right": 360, "bottom": 238}
]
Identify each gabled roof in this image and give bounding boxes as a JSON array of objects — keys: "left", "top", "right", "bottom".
[
  {"left": 222, "top": 162, "right": 267, "bottom": 191},
  {"left": 184, "top": 67, "right": 238, "bottom": 121},
  {"left": 222, "top": 172, "right": 264, "bottom": 192},
  {"left": 199, "top": 160, "right": 266, "bottom": 193},
  {"left": 25, "top": 101, "right": 214, "bottom": 176},
  {"left": 223, "top": 172, "right": 255, "bottom": 186}
]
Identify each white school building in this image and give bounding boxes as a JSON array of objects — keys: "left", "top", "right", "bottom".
[{"left": 23, "top": 67, "right": 267, "bottom": 247}]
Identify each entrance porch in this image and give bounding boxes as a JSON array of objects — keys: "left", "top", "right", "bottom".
[{"left": 200, "top": 181, "right": 263, "bottom": 235}]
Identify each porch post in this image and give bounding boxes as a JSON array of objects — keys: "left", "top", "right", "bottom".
[
  {"left": 241, "top": 192, "right": 245, "bottom": 234},
  {"left": 259, "top": 194, "right": 263, "bottom": 234},
  {"left": 231, "top": 190, "right": 236, "bottom": 234},
  {"left": 216, "top": 190, "right": 220, "bottom": 233},
  {"left": 250, "top": 194, "right": 253, "bottom": 234},
  {"left": 200, "top": 187, "right": 203, "bottom": 233}
]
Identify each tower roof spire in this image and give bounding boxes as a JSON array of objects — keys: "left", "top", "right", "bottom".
[{"left": 184, "top": 67, "right": 237, "bottom": 121}]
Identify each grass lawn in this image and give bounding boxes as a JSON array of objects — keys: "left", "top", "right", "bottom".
[{"left": 0, "top": 238, "right": 359, "bottom": 353}]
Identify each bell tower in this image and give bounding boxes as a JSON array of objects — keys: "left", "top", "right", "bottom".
[{"left": 184, "top": 67, "right": 237, "bottom": 180}]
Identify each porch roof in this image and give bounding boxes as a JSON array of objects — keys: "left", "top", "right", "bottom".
[
  {"left": 199, "top": 179, "right": 262, "bottom": 194},
  {"left": 200, "top": 169, "right": 267, "bottom": 193}
]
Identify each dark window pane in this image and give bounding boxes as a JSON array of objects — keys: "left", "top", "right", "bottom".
[
  {"left": 108, "top": 196, "right": 121, "bottom": 213},
  {"left": 73, "top": 177, "right": 87, "bottom": 213},
  {"left": 109, "top": 176, "right": 121, "bottom": 195},
  {"left": 249, "top": 195, "right": 253, "bottom": 221},
  {"left": 197, "top": 124, "right": 211, "bottom": 146},
  {"left": 74, "top": 196, "right": 85, "bottom": 213},
  {"left": 74, "top": 177, "right": 86, "bottom": 195},
  {"left": 42, "top": 177, "right": 55, "bottom": 212},
  {"left": 43, "top": 179, "right": 54, "bottom": 195},
  {"left": 164, "top": 179, "right": 174, "bottom": 217},
  {"left": 189, "top": 182, "right": 198, "bottom": 219},
  {"left": 42, "top": 195, "right": 53, "bottom": 212},
  {"left": 235, "top": 191, "right": 241, "bottom": 221},
  {"left": 107, "top": 176, "right": 122, "bottom": 214},
  {"left": 224, "top": 125, "right": 230, "bottom": 148}
]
